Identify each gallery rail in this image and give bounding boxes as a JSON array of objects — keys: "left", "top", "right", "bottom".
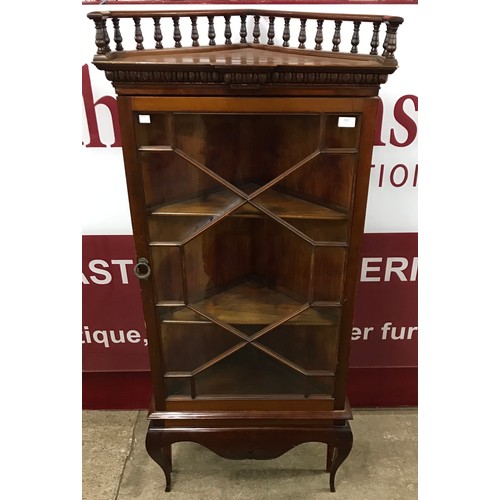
[{"left": 87, "top": 9, "right": 403, "bottom": 61}]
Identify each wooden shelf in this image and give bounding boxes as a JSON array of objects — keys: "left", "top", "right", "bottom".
[
  {"left": 247, "top": 184, "right": 348, "bottom": 219},
  {"left": 150, "top": 184, "right": 347, "bottom": 220},
  {"left": 150, "top": 189, "right": 241, "bottom": 216},
  {"left": 185, "top": 281, "right": 302, "bottom": 325},
  {"left": 159, "top": 280, "right": 340, "bottom": 326}
]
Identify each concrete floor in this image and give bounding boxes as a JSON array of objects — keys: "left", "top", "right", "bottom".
[{"left": 82, "top": 409, "right": 417, "bottom": 500}]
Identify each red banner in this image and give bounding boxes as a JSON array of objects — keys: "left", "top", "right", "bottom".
[
  {"left": 82, "top": 233, "right": 417, "bottom": 372},
  {"left": 82, "top": 236, "right": 149, "bottom": 371},
  {"left": 351, "top": 232, "right": 417, "bottom": 368}
]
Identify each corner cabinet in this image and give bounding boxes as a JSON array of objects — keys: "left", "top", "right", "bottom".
[{"left": 88, "top": 9, "right": 402, "bottom": 492}]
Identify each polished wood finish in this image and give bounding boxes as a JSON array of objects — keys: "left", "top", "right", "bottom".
[
  {"left": 88, "top": 9, "right": 402, "bottom": 97},
  {"left": 146, "top": 419, "right": 352, "bottom": 492},
  {"left": 88, "top": 8, "right": 402, "bottom": 493}
]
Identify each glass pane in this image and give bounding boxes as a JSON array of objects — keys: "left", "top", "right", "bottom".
[
  {"left": 150, "top": 246, "right": 184, "bottom": 302},
  {"left": 173, "top": 113, "right": 320, "bottom": 192},
  {"left": 313, "top": 247, "right": 346, "bottom": 302},
  {"left": 256, "top": 307, "right": 341, "bottom": 371},
  {"left": 251, "top": 187, "right": 349, "bottom": 243},
  {"left": 135, "top": 112, "right": 172, "bottom": 147},
  {"left": 161, "top": 321, "right": 241, "bottom": 373},
  {"left": 275, "top": 153, "right": 355, "bottom": 212},
  {"left": 323, "top": 114, "right": 360, "bottom": 149},
  {"left": 166, "top": 376, "right": 191, "bottom": 397},
  {"left": 283, "top": 218, "right": 348, "bottom": 243},
  {"left": 158, "top": 306, "right": 204, "bottom": 322},
  {"left": 138, "top": 110, "right": 355, "bottom": 402},
  {"left": 307, "top": 376, "right": 334, "bottom": 396},
  {"left": 149, "top": 215, "right": 214, "bottom": 243},
  {"left": 140, "top": 150, "right": 242, "bottom": 211},
  {"left": 193, "top": 345, "right": 306, "bottom": 396},
  {"left": 183, "top": 215, "right": 312, "bottom": 315}
]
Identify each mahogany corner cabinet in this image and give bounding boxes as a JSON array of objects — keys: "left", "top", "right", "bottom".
[{"left": 87, "top": 9, "right": 402, "bottom": 492}]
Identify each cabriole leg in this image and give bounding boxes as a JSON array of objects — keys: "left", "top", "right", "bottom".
[
  {"left": 145, "top": 424, "right": 172, "bottom": 492},
  {"left": 329, "top": 422, "right": 353, "bottom": 492},
  {"left": 326, "top": 443, "right": 334, "bottom": 472}
]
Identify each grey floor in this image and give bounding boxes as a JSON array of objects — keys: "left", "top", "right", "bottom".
[{"left": 82, "top": 409, "right": 417, "bottom": 500}]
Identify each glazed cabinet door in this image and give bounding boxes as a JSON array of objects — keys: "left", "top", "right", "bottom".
[{"left": 118, "top": 97, "right": 379, "bottom": 412}]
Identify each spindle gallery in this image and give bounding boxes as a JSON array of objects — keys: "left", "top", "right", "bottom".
[
  {"left": 88, "top": 10, "right": 402, "bottom": 89},
  {"left": 89, "top": 11, "right": 401, "bottom": 56},
  {"left": 87, "top": 8, "right": 403, "bottom": 493}
]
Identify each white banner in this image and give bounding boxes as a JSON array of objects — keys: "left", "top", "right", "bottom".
[{"left": 81, "top": 3, "right": 418, "bottom": 235}]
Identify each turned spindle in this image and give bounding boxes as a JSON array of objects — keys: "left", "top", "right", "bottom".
[
  {"left": 153, "top": 17, "right": 163, "bottom": 49},
  {"left": 240, "top": 15, "right": 247, "bottom": 43},
  {"left": 370, "top": 21, "right": 381, "bottom": 55},
  {"left": 315, "top": 19, "right": 324, "bottom": 50},
  {"left": 103, "top": 19, "right": 111, "bottom": 53},
  {"left": 382, "top": 21, "right": 399, "bottom": 59},
  {"left": 267, "top": 16, "right": 275, "bottom": 46},
  {"left": 332, "top": 20, "right": 342, "bottom": 52},
  {"left": 190, "top": 16, "right": 199, "bottom": 47},
  {"left": 253, "top": 15, "right": 260, "bottom": 44},
  {"left": 208, "top": 15, "right": 216, "bottom": 46},
  {"left": 173, "top": 16, "right": 182, "bottom": 48},
  {"left": 282, "top": 18, "right": 290, "bottom": 48},
  {"left": 112, "top": 18, "right": 123, "bottom": 51},
  {"left": 224, "top": 15, "right": 232, "bottom": 45},
  {"left": 298, "top": 19, "right": 307, "bottom": 49},
  {"left": 350, "top": 21, "right": 360, "bottom": 54},
  {"left": 133, "top": 17, "right": 144, "bottom": 50},
  {"left": 92, "top": 17, "right": 108, "bottom": 55}
]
